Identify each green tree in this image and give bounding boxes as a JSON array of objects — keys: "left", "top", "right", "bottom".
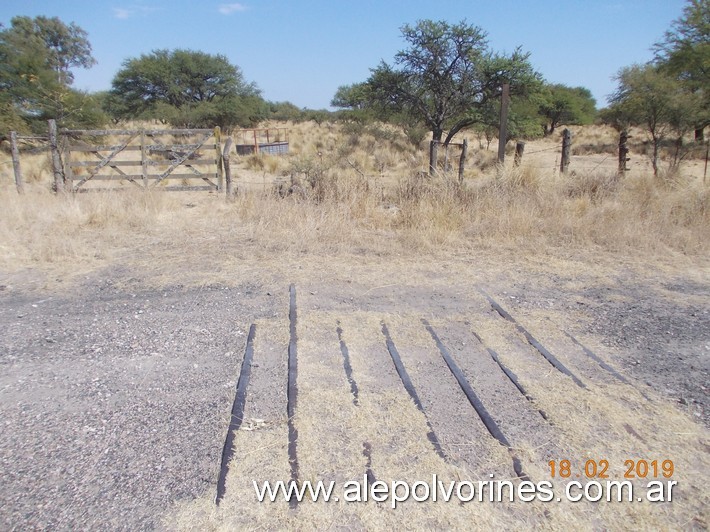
[
  {"left": 365, "top": 20, "right": 541, "bottom": 173},
  {"left": 606, "top": 64, "right": 695, "bottom": 175},
  {"left": 538, "top": 84, "right": 596, "bottom": 135},
  {"left": 331, "top": 82, "right": 375, "bottom": 123},
  {"left": 7, "top": 15, "right": 96, "bottom": 85},
  {"left": 653, "top": 0, "right": 710, "bottom": 139},
  {"left": 109, "top": 49, "right": 265, "bottom": 129},
  {"left": 267, "top": 101, "right": 304, "bottom": 122},
  {"left": 0, "top": 16, "right": 101, "bottom": 135}
]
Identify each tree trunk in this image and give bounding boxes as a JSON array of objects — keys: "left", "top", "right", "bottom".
[{"left": 695, "top": 128, "right": 704, "bottom": 142}]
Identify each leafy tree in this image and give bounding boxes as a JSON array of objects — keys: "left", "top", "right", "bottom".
[
  {"left": 364, "top": 20, "right": 542, "bottom": 173},
  {"left": 331, "top": 83, "right": 371, "bottom": 110},
  {"left": 473, "top": 91, "right": 545, "bottom": 145},
  {"left": 653, "top": 0, "right": 710, "bottom": 139},
  {"left": 331, "top": 82, "right": 376, "bottom": 123},
  {"left": 0, "top": 16, "right": 101, "bottom": 135},
  {"left": 109, "top": 49, "right": 265, "bottom": 129},
  {"left": 538, "top": 84, "right": 596, "bottom": 135},
  {"left": 606, "top": 64, "right": 695, "bottom": 175},
  {"left": 7, "top": 15, "right": 95, "bottom": 85},
  {"left": 267, "top": 101, "right": 304, "bottom": 122}
]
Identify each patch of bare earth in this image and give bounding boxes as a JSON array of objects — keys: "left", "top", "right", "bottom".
[{"left": 1, "top": 240, "right": 707, "bottom": 530}]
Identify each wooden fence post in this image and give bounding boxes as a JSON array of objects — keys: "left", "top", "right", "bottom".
[
  {"left": 10, "top": 131, "right": 24, "bottom": 194},
  {"left": 223, "top": 137, "right": 234, "bottom": 198},
  {"left": 514, "top": 141, "right": 525, "bottom": 167},
  {"left": 214, "top": 126, "right": 223, "bottom": 191},
  {"left": 497, "top": 83, "right": 510, "bottom": 165},
  {"left": 61, "top": 132, "right": 73, "bottom": 191},
  {"left": 618, "top": 130, "right": 630, "bottom": 176},
  {"left": 560, "top": 128, "right": 571, "bottom": 174},
  {"left": 140, "top": 130, "right": 148, "bottom": 188},
  {"left": 458, "top": 138, "right": 468, "bottom": 183},
  {"left": 48, "top": 119, "right": 64, "bottom": 193}
]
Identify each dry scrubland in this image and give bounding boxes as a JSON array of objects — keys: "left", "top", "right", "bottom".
[
  {"left": 0, "top": 121, "right": 708, "bottom": 283},
  {"left": 1, "top": 121, "right": 709, "bottom": 530}
]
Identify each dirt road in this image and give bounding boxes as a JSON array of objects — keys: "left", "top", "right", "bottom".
[{"left": 0, "top": 252, "right": 708, "bottom": 529}]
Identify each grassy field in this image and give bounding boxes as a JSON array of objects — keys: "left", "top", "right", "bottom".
[{"left": 1, "top": 121, "right": 708, "bottom": 285}]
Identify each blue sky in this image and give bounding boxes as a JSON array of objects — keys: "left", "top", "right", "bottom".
[{"left": 1, "top": 0, "right": 687, "bottom": 110}]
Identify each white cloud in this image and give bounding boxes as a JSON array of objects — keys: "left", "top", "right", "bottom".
[
  {"left": 218, "top": 3, "right": 247, "bottom": 15},
  {"left": 112, "top": 5, "right": 161, "bottom": 19},
  {"left": 112, "top": 7, "right": 132, "bottom": 19}
]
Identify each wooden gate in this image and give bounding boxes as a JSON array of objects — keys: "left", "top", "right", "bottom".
[{"left": 60, "top": 127, "right": 223, "bottom": 192}]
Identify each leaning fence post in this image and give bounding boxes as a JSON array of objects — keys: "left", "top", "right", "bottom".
[
  {"left": 48, "top": 119, "right": 64, "bottom": 193},
  {"left": 458, "top": 138, "right": 468, "bottom": 183},
  {"left": 10, "top": 131, "right": 24, "bottom": 194},
  {"left": 223, "top": 137, "right": 234, "bottom": 198},
  {"left": 560, "top": 128, "right": 571, "bottom": 174},
  {"left": 514, "top": 141, "right": 525, "bottom": 167}
]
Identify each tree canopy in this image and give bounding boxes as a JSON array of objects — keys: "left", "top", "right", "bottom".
[
  {"left": 333, "top": 19, "right": 543, "bottom": 172},
  {"left": 605, "top": 64, "right": 698, "bottom": 175},
  {"left": 0, "top": 15, "right": 102, "bottom": 135},
  {"left": 538, "top": 84, "right": 596, "bottom": 136},
  {"left": 653, "top": 0, "right": 709, "bottom": 137},
  {"left": 603, "top": 0, "right": 708, "bottom": 175},
  {"left": 109, "top": 49, "right": 266, "bottom": 129}
]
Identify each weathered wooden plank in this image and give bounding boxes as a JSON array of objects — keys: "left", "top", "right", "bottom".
[
  {"left": 74, "top": 173, "right": 219, "bottom": 180},
  {"left": 160, "top": 185, "right": 217, "bottom": 191},
  {"left": 69, "top": 159, "right": 216, "bottom": 167},
  {"left": 62, "top": 128, "right": 214, "bottom": 136},
  {"left": 151, "top": 130, "right": 213, "bottom": 186},
  {"left": 153, "top": 173, "right": 219, "bottom": 180},
  {"left": 73, "top": 133, "right": 138, "bottom": 189},
  {"left": 68, "top": 144, "right": 215, "bottom": 152},
  {"left": 84, "top": 151, "right": 142, "bottom": 189}
]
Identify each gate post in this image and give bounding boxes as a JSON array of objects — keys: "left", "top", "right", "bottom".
[
  {"left": 48, "top": 119, "right": 64, "bottom": 193},
  {"left": 10, "top": 131, "right": 24, "bottom": 194},
  {"left": 223, "top": 137, "right": 234, "bottom": 198},
  {"left": 214, "top": 126, "right": 223, "bottom": 192}
]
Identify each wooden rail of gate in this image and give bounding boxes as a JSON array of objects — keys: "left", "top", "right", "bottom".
[{"left": 59, "top": 126, "right": 223, "bottom": 192}]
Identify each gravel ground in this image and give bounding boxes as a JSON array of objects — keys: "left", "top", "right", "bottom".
[
  {"left": 0, "top": 274, "right": 277, "bottom": 530},
  {"left": 505, "top": 272, "right": 710, "bottom": 426},
  {"left": 1, "top": 257, "right": 708, "bottom": 529}
]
